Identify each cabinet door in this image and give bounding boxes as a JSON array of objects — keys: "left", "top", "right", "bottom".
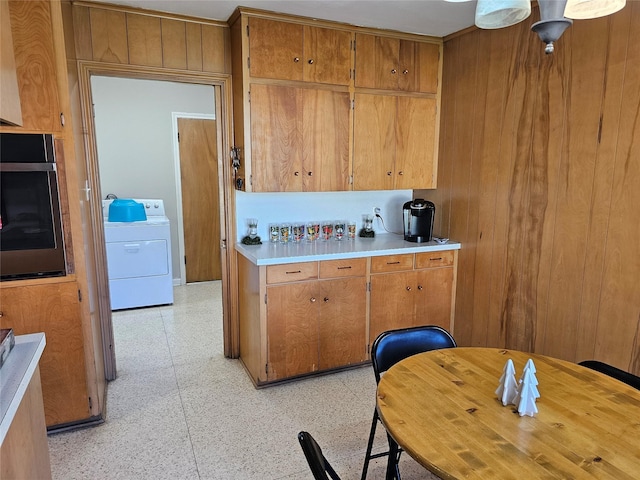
[
  {"left": 267, "top": 282, "right": 318, "bottom": 380},
  {"left": 303, "top": 26, "right": 352, "bottom": 85},
  {"left": 353, "top": 93, "right": 396, "bottom": 190},
  {"left": 302, "top": 89, "right": 350, "bottom": 191},
  {"left": 395, "top": 96, "right": 438, "bottom": 189},
  {"left": 0, "top": 282, "right": 89, "bottom": 427},
  {"left": 318, "top": 277, "right": 367, "bottom": 369},
  {"left": 369, "top": 271, "right": 417, "bottom": 345},
  {"left": 248, "top": 17, "right": 303, "bottom": 81},
  {"left": 250, "top": 84, "right": 302, "bottom": 192},
  {"left": 398, "top": 40, "right": 440, "bottom": 94},
  {"left": 354, "top": 33, "right": 399, "bottom": 90},
  {"left": 415, "top": 267, "right": 454, "bottom": 330}
]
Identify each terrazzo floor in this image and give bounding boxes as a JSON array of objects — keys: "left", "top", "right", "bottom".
[{"left": 47, "top": 281, "right": 439, "bottom": 480}]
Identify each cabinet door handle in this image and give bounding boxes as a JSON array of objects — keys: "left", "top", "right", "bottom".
[
  {"left": 406, "top": 286, "right": 411, "bottom": 291},
  {"left": 391, "top": 69, "right": 397, "bottom": 74},
  {"left": 294, "top": 57, "right": 300, "bottom": 63},
  {"left": 308, "top": 59, "right": 314, "bottom": 64},
  {"left": 417, "top": 285, "right": 423, "bottom": 291},
  {"left": 387, "top": 171, "right": 392, "bottom": 176},
  {"left": 387, "top": 261, "right": 401, "bottom": 265},
  {"left": 403, "top": 69, "right": 409, "bottom": 75},
  {"left": 323, "top": 297, "right": 329, "bottom": 302},
  {"left": 310, "top": 297, "right": 316, "bottom": 303},
  {"left": 294, "top": 171, "right": 300, "bottom": 176},
  {"left": 430, "top": 257, "right": 443, "bottom": 261},
  {"left": 337, "top": 266, "right": 352, "bottom": 270},
  {"left": 398, "top": 171, "right": 404, "bottom": 176},
  {"left": 0, "top": 311, "right": 3, "bottom": 318},
  {"left": 308, "top": 171, "right": 313, "bottom": 176},
  {"left": 286, "top": 270, "right": 302, "bottom": 274}
]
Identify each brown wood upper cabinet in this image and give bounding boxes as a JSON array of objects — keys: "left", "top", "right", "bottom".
[
  {"left": 250, "top": 83, "right": 350, "bottom": 192},
  {"left": 355, "top": 33, "right": 439, "bottom": 93},
  {"left": 353, "top": 93, "right": 437, "bottom": 190},
  {"left": 248, "top": 17, "right": 352, "bottom": 85}
]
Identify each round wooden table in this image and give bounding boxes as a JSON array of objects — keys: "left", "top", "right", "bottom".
[{"left": 376, "top": 347, "right": 640, "bottom": 480}]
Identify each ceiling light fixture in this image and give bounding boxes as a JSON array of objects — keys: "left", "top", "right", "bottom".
[{"left": 446, "top": 0, "right": 626, "bottom": 54}]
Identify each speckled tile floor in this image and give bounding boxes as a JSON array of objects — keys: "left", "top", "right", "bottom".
[{"left": 47, "top": 281, "right": 439, "bottom": 480}]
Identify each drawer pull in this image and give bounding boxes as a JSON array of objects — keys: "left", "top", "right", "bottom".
[
  {"left": 387, "top": 261, "right": 401, "bottom": 265},
  {"left": 430, "top": 257, "right": 443, "bottom": 261},
  {"left": 286, "top": 270, "right": 302, "bottom": 274},
  {"left": 337, "top": 266, "right": 352, "bottom": 270}
]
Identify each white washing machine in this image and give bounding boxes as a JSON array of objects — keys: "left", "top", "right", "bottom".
[{"left": 103, "top": 199, "right": 174, "bottom": 310}]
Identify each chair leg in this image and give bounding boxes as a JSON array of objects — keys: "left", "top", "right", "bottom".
[
  {"left": 386, "top": 438, "right": 400, "bottom": 480},
  {"left": 361, "top": 409, "right": 379, "bottom": 480}
]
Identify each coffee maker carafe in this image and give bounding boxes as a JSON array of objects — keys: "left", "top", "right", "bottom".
[{"left": 403, "top": 199, "right": 435, "bottom": 243}]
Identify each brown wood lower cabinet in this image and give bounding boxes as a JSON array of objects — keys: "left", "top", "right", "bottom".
[
  {"left": 237, "top": 249, "right": 457, "bottom": 386},
  {"left": 369, "top": 251, "right": 455, "bottom": 345},
  {"left": 0, "top": 280, "right": 89, "bottom": 427}
]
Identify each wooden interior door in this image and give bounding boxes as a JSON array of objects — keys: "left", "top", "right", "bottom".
[{"left": 178, "top": 117, "right": 221, "bottom": 282}]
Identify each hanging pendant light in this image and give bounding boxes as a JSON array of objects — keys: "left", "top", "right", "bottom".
[
  {"left": 475, "top": 0, "right": 532, "bottom": 29},
  {"left": 564, "top": 0, "right": 626, "bottom": 19},
  {"left": 532, "top": 0, "right": 573, "bottom": 54}
]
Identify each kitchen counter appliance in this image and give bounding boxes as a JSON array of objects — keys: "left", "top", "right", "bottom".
[{"left": 403, "top": 199, "right": 435, "bottom": 243}]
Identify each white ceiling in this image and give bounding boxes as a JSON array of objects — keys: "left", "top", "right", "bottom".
[{"left": 89, "top": 0, "right": 479, "bottom": 37}]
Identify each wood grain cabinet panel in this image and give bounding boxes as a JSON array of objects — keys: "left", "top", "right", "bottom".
[
  {"left": 1, "top": 0, "right": 22, "bottom": 126},
  {"left": 248, "top": 17, "right": 351, "bottom": 85},
  {"left": 250, "top": 83, "right": 349, "bottom": 192},
  {"left": 355, "top": 33, "right": 439, "bottom": 93},
  {"left": 0, "top": 282, "right": 89, "bottom": 427},
  {"left": 353, "top": 93, "right": 437, "bottom": 190},
  {"left": 7, "top": 0, "right": 60, "bottom": 132},
  {"left": 370, "top": 253, "right": 455, "bottom": 344}
]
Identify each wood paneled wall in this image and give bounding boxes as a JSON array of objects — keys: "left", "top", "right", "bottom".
[
  {"left": 68, "top": 1, "right": 230, "bottom": 73},
  {"left": 421, "top": 4, "right": 640, "bottom": 374}
]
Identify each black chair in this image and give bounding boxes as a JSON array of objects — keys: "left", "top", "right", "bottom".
[
  {"left": 578, "top": 360, "right": 640, "bottom": 390},
  {"left": 361, "top": 325, "right": 457, "bottom": 480},
  {"left": 298, "top": 431, "right": 342, "bottom": 480}
]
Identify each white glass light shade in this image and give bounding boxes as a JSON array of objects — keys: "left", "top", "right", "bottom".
[
  {"left": 475, "top": 0, "right": 532, "bottom": 29},
  {"left": 564, "top": 0, "right": 625, "bottom": 19}
]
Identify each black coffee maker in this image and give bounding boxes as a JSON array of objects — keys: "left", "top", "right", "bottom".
[{"left": 403, "top": 199, "right": 435, "bottom": 243}]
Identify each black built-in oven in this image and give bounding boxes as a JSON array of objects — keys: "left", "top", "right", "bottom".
[{"left": 0, "top": 133, "right": 66, "bottom": 280}]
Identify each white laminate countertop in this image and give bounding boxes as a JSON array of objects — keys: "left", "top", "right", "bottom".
[
  {"left": 0, "top": 332, "right": 46, "bottom": 445},
  {"left": 236, "top": 233, "right": 461, "bottom": 266}
]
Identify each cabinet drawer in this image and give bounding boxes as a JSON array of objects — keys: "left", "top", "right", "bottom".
[
  {"left": 319, "top": 258, "right": 367, "bottom": 278},
  {"left": 415, "top": 250, "right": 455, "bottom": 269},
  {"left": 371, "top": 254, "right": 414, "bottom": 273},
  {"left": 267, "top": 262, "right": 318, "bottom": 284}
]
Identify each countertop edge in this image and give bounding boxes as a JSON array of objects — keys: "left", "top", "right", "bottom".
[
  {"left": 0, "top": 332, "right": 46, "bottom": 446},
  {"left": 236, "top": 235, "right": 461, "bottom": 266}
]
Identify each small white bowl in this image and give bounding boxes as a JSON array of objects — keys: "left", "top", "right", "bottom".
[{"left": 433, "top": 237, "right": 449, "bottom": 245}]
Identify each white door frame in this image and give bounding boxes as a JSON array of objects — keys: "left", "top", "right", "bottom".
[{"left": 171, "top": 112, "right": 217, "bottom": 285}]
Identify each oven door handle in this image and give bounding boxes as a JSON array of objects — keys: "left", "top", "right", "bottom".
[{"left": 0, "top": 162, "right": 56, "bottom": 172}]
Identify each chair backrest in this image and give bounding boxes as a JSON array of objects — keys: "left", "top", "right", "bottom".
[
  {"left": 372, "top": 325, "right": 457, "bottom": 384},
  {"left": 298, "top": 431, "right": 341, "bottom": 480},
  {"left": 578, "top": 360, "right": 640, "bottom": 391}
]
